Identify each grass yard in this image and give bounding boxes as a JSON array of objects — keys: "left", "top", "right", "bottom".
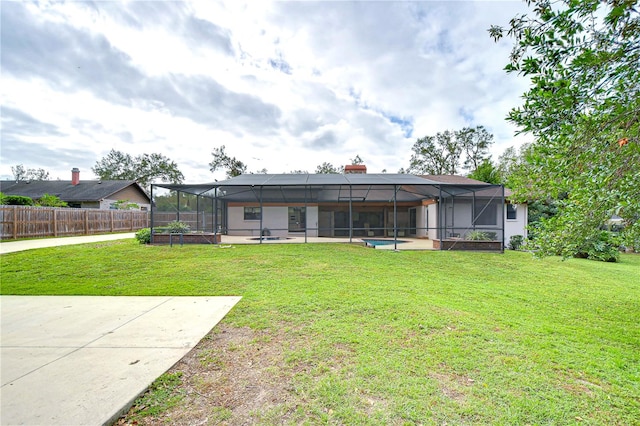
[{"left": 2, "top": 240, "right": 639, "bottom": 424}]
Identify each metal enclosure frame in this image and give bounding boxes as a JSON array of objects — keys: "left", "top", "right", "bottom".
[{"left": 150, "top": 174, "right": 505, "bottom": 251}]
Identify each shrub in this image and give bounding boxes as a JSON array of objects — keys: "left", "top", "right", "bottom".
[
  {"left": 36, "top": 194, "right": 67, "bottom": 207},
  {"left": 466, "top": 230, "right": 489, "bottom": 240},
  {"left": 574, "top": 230, "right": 620, "bottom": 262},
  {"left": 135, "top": 228, "right": 151, "bottom": 244},
  {"left": 166, "top": 220, "right": 190, "bottom": 234},
  {"left": 4, "top": 195, "right": 34, "bottom": 206},
  {"left": 509, "top": 235, "right": 524, "bottom": 250}
]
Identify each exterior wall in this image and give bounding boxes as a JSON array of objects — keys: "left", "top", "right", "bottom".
[
  {"left": 100, "top": 198, "right": 151, "bottom": 211},
  {"left": 102, "top": 187, "right": 151, "bottom": 211},
  {"left": 112, "top": 187, "right": 150, "bottom": 205},
  {"left": 228, "top": 205, "right": 319, "bottom": 237},
  {"left": 306, "top": 206, "right": 319, "bottom": 237},
  {"left": 225, "top": 200, "right": 527, "bottom": 243},
  {"left": 427, "top": 204, "right": 438, "bottom": 240},
  {"left": 416, "top": 206, "right": 427, "bottom": 238},
  {"left": 504, "top": 203, "right": 528, "bottom": 244}
]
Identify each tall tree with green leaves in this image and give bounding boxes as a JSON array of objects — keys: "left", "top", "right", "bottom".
[
  {"left": 92, "top": 149, "right": 184, "bottom": 192},
  {"left": 315, "top": 162, "right": 342, "bottom": 174},
  {"left": 490, "top": 0, "right": 640, "bottom": 258},
  {"left": 350, "top": 155, "right": 364, "bottom": 165},
  {"left": 467, "top": 159, "right": 501, "bottom": 184},
  {"left": 409, "top": 127, "right": 494, "bottom": 175},
  {"left": 209, "top": 145, "right": 248, "bottom": 178},
  {"left": 11, "top": 164, "right": 50, "bottom": 181},
  {"left": 458, "top": 126, "right": 494, "bottom": 171},
  {"left": 409, "top": 131, "right": 460, "bottom": 175}
]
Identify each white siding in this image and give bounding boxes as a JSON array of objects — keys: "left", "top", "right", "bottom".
[
  {"left": 228, "top": 205, "right": 319, "bottom": 237},
  {"left": 306, "top": 206, "right": 319, "bottom": 237},
  {"left": 504, "top": 203, "right": 528, "bottom": 244},
  {"left": 427, "top": 204, "right": 438, "bottom": 240}
]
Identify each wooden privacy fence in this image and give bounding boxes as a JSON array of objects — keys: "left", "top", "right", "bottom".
[{"left": 0, "top": 205, "right": 149, "bottom": 239}]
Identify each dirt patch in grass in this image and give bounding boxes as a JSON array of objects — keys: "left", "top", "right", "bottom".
[{"left": 119, "top": 323, "right": 306, "bottom": 425}]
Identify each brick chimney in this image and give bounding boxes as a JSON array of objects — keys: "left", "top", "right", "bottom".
[
  {"left": 344, "top": 164, "right": 367, "bottom": 174},
  {"left": 71, "top": 168, "right": 80, "bottom": 185}
]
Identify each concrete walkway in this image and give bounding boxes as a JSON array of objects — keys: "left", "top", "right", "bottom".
[
  {"left": 0, "top": 233, "right": 136, "bottom": 255},
  {"left": 1, "top": 295, "right": 241, "bottom": 426}
]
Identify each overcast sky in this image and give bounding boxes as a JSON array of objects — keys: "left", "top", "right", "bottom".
[{"left": 1, "top": 0, "right": 533, "bottom": 183}]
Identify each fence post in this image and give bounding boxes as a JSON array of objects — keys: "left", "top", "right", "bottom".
[
  {"left": 84, "top": 210, "right": 89, "bottom": 235},
  {"left": 13, "top": 205, "right": 17, "bottom": 239},
  {"left": 53, "top": 208, "right": 58, "bottom": 237},
  {"left": 130, "top": 211, "right": 133, "bottom": 231},
  {"left": 110, "top": 210, "right": 114, "bottom": 232}
]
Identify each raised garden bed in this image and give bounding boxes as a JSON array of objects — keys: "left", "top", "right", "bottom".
[
  {"left": 151, "top": 233, "right": 221, "bottom": 245},
  {"left": 433, "top": 239, "right": 503, "bottom": 251}
]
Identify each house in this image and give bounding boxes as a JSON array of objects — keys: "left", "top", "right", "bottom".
[
  {"left": 151, "top": 167, "right": 527, "bottom": 249},
  {"left": 0, "top": 168, "right": 151, "bottom": 210}
]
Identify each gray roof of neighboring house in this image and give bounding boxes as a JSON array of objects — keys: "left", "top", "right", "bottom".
[{"left": 0, "top": 180, "right": 150, "bottom": 203}]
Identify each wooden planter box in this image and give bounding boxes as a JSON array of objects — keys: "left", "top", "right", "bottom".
[
  {"left": 433, "top": 239, "right": 503, "bottom": 251},
  {"left": 151, "top": 233, "right": 221, "bottom": 245}
]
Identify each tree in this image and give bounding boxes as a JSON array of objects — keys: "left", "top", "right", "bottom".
[
  {"left": 409, "top": 131, "right": 459, "bottom": 174},
  {"left": 315, "top": 162, "right": 342, "bottom": 174},
  {"left": 490, "top": 0, "right": 640, "bottom": 258},
  {"left": 209, "top": 145, "right": 247, "bottom": 178},
  {"left": 460, "top": 126, "right": 493, "bottom": 171},
  {"left": 408, "top": 127, "right": 494, "bottom": 175},
  {"left": 11, "top": 164, "right": 50, "bottom": 181},
  {"left": 467, "top": 159, "right": 501, "bottom": 184},
  {"left": 350, "top": 155, "right": 364, "bottom": 165},
  {"left": 92, "top": 149, "right": 184, "bottom": 192}
]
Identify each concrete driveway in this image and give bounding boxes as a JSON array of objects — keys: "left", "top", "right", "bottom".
[
  {"left": 0, "top": 233, "right": 136, "bottom": 255},
  {"left": 1, "top": 295, "right": 241, "bottom": 426}
]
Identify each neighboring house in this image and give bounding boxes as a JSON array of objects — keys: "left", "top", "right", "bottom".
[
  {"left": 153, "top": 166, "right": 527, "bottom": 247},
  {"left": 0, "top": 168, "right": 151, "bottom": 210}
]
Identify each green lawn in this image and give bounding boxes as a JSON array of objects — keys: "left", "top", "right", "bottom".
[{"left": 2, "top": 241, "right": 639, "bottom": 424}]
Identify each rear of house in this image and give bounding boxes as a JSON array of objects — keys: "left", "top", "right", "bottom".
[{"left": 151, "top": 169, "right": 527, "bottom": 249}]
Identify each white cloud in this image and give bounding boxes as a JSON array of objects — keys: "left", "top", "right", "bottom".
[{"left": 1, "top": 0, "right": 533, "bottom": 183}]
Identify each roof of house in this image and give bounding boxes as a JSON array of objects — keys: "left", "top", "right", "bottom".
[
  {"left": 0, "top": 180, "right": 150, "bottom": 203},
  {"left": 207, "top": 173, "right": 498, "bottom": 187},
  {"left": 152, "top": 173, "right": 510, "bottom": 203}
]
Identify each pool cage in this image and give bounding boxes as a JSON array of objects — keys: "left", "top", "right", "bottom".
[{"left": 150, "top": 174, "right": 505, "bottom": 251}]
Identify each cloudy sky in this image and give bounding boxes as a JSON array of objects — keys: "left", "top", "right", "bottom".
[{"left": 1, "top": 0, "right": 533, "bottom": 183}]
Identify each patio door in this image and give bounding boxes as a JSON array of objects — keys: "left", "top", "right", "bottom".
[{"left": 288, "top": 207, "right": 306, "bottom": 232}]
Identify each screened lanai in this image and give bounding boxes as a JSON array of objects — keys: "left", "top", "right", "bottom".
[{"left": 150, "top": 174, "right": 506, "bottom": 250}]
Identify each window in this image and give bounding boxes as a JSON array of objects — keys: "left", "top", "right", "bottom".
[
  {"left": 506, "top": 204, "right": 517, "bottom": 220},
  {"left": 244, "top": 206, "right": 261, "bottom": 220},
  {"left": 475, "top": 201, "right": 497, "bottom": 225}
]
